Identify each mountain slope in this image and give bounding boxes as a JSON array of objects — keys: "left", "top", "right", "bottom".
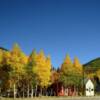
[
  {"left": 0, "top": 47, "right": 8, "bottom": 51},
  {"left": 83, "top": 58, "right": 100, "bottom": 72}
]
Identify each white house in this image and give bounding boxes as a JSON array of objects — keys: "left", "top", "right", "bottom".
[{"left": 85, "top": 79, "right": 94, "bottom": 96}]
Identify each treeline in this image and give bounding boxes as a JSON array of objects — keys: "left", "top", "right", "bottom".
[{"left": 0, "top": 43, "right": 84, "bottom": 97}]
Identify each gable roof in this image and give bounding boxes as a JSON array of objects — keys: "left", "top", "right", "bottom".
[{"left": 86, "top": 79, "right": 94, "bottom": 88}]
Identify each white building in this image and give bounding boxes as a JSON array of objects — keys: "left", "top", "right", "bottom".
[{"left": 85, "top": 79, "right": 94, "bottom": 96}]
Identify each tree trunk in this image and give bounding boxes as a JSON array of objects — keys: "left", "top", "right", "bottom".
[
  {"left": 50, "top": 89, "right": 52, "bottom": 96},
  {"left": 77, "top": 86, "right": 78, "bottom": 96},
  {"left": 35, "top": 85, "right": 37, "bottom": 97},
  {"left": 40, "top": 87, "right": 42, "bottom": 96},
  {"left": 13, "top": 83, "right": 16, "bottom": 99},
  {"left": 45, "top": 88, "right": 47, "bottom": 96},
  {"left": 27, "top": 84, "right": 29, "bottom": 98},
  {"left": 0, "top": 88, "right": 1, "bottom": 97},
  {"left": 31, "top": 85, "right": 33, "bottom": 98},
  {"left": 23, "top": 86, "right": 25, "bottom": 98},
  {"left": 57, "top": 82, "right": 58, "bottom": 96}
]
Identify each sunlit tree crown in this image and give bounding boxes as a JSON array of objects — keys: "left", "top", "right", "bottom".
[{"left": 63, "top": 54, "right": 72, "bottom": 65}]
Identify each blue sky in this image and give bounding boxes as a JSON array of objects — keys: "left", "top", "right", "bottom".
[{"left": 0, "top": 0, "right": 100, "bottom": 68}]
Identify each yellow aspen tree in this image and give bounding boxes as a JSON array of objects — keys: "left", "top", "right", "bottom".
[
  {"left": 9, "top": 43, "right": 27, "bottom": 98},
  {"left": 96, "top": 70, "right": 100, "bottom": 79},
  {"left": 0, "top": 50, "right": 3, "bottom": 88},
  {"left": 0, "top": 49, "right": 3, "bottom": 67},
  {"left": 36, "top": 50, "right": 51, "bottom": 91},
  {"left": 60, "top": 55, "right": 83, "bottom": 87},
  {"left": 3, "top": 51, "right": 11, "bottom": 65},
  {"left": 73, "top": 57, "right": 83, "bottom": 74},
  {"left": 0, "top": 50, "right": 11, "bottom": 91},
  {"left": 43, "top": 56, "right": 51, "bottom": 87},
  {"left": 10, "top": 43, "right": 26, "bottom": 75},
  {"left": 73, "top": 57, "right": 83, "bottom": 89},
  {"left": 61, "top": 54, "right": 73, "bottom": 74},
  {"left": 60, "top": 54, "right": 74, "bottom": 86},
  {"left": 27, "top": 49, "right": 38, "bottom": 97},
  {"left": 51, "top": 69, "right": 59, "bottom": 84}
]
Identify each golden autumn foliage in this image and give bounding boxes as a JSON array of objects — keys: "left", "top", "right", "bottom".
[
  {"left": 96, "top": 70, "right": 100, "bottom": 79},
  {"left": 0, "top": 43, "right": 100, "bottom": 97},
  {"left": 0, "top": 49, "right": 3, "bottom": 66},
  {"left": 87, "top": 73, "right": 95, "bottom": 79},
  {"left": 3, "top": 51, "right": 11, "bottom": 65},
  {"left": 9, "top": 44, "right": 27, "bottom": 74},
  {"left": 73, "top": 57, "right": 83, "bottom": 74},
  {"left": 60, "top": 54, "right": 83, "bottom": 86},
  {"left": 28, "top": 50, "right": 52, "bottom": 88},
  {"left": 51, "top": 70, "right": 59, "bottom": 84},
  {"left": 34, "top": 50, "right": 51, "bottom": 87},
  {"left": 6, "top": 43, "right": 28, "bottom": 89},
  {"left": 63, "top": 54, "right": 72, "bottom": 65},
  {"left": 61, "top": 54, "right": 73, "bottom": 73}
]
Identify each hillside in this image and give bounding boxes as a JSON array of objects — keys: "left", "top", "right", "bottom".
[
  {"left": 83, "top": 58, "right": 100, "bottom": 72},
  {"left": 0, "top": 47, "right": 8, "bottom": 51}
]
